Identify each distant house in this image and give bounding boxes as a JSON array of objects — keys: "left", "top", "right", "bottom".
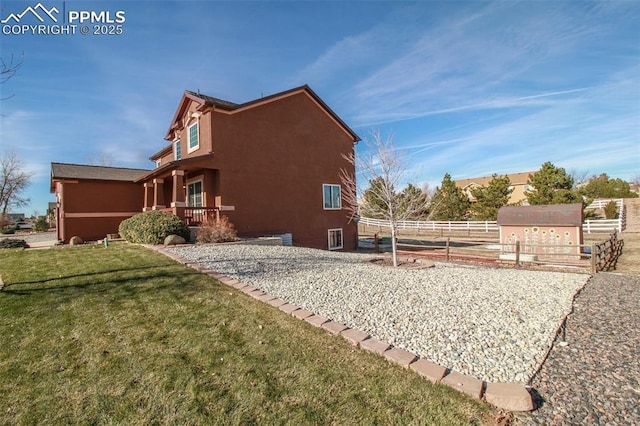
[
  {"left": 4, "top": 213, "right": 25, "bottom": 223},
  {"left": 51, "top": 85, "right": 360, "bottom": 250},
  {"left": 455, "top": 172, "right": 535, "bottom": 205}
]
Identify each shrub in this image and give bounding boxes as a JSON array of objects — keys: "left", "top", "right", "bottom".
[
  {"left": 0, "top": 239, "right": 29, "bottom": 249},
  {"left": 0, "top": 227, "right": 16, "bottom": 235},
  {"left": 196, "top": 216, "right": 238, "bottom": 244},
  {"left": 34, "top": 217, "right": 49, "bottom": 232},
  {"left": 119, "top": 211, "right": 190, "bottom": 244},
  {"left": 603, "top": 201, "right": 618, "bottom": 219}
]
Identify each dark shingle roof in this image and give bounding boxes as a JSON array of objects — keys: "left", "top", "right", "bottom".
[
  {"left": 184, "top": 90, "right": 240, "bottom": 110},
  {"left": 51, "top": 163, "right": 150, "bottom": 182},
  {"left": 497, "top": 204, "right": 583, "bottom": 226}
]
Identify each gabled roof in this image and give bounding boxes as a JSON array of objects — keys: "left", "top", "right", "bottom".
[
  {"left": 165, "top": 85, "right": 361, "bottom": 143},
  {"left": 184, "top": 90, "right": 239, "bottom": 110},
  {"left": 456, "top": 172, "right": 535, "bottom": 188},
  {"left": 497, "top": 204, "right": 583, "bottom": 226},
  {"left": 51, "top": 163, "right": 149, "bottom": 191},
  {"left": 149, "top": 144, "right": 173, "bottom": 161}
]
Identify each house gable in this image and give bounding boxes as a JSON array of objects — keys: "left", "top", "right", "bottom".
[{"left": 164, "top": 85, "right": 360, "bottom": 144}]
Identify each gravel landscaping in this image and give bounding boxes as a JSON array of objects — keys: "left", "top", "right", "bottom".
[
  {"left": 515, "top": 272, "right": 640, "bottom": 425},
  {"left": 0, "top": 231, "right": 57, "bottom": 244},
  {"left": 167, "top": 244, "right": 589, "bottom": 384}
]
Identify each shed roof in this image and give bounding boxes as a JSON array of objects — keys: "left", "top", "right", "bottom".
[
  {"left": 51, "top": 163, "right": 149, "bottom": 183},
  {"left": 497, "top": 204, "right": 583, "bottom": 226}
]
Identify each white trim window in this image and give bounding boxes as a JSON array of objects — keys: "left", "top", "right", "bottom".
[
  {"left": 155, "top": 159, "right": 162, "bottom": 168},
  {"left": 188, "top": 122, "right": 199, "bottom": 153},
  {"left": 328, "top": 228, "right": 343, "bottom": 250},
  {"left": 174, "top": 140, "right": 182, "bottom": 160},
  {"left": 187, "top": 180, "right": 203, "bottom": 207},
  {"left": 323, "top": 184, "right": 341, "bottom": 210}
]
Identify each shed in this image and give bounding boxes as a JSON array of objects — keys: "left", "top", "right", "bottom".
[{"left": 497, "top": 204, "right": 583, "bottom": 261}]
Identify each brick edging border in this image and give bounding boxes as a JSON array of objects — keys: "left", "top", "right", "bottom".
[{"left": 147, "top": 244, "right": 535, "bottom": 412}]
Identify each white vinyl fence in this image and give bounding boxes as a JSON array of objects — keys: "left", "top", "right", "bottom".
[{"left": 359, "top": 199, "right": 626, "bottom": 234}]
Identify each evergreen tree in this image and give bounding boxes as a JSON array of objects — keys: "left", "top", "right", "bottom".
[
  {"left": 525, "top": 162, "right": 582, "bottom": 205},
  {"left": 469, "top": 174, "right": 512, "bottom": 220},
  {"left": 429, "top": 173, "right": 470, "bottom": 220},
  {"left": 397, "top": 184, "right": 429, "bottom": 220},
  {"left": 579, "top": 173, "right": 638, "bottom": 199},
  {"left": 361, "top": 177, "right": 395, "bottom": 219}
]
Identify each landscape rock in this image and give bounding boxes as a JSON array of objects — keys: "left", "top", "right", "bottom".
[
  {"left": 165, "top": 244, "right": 588, "bottom": 384},
  {"left": 484, "top": 382, "right": 534, "bottom": 411},
  {"left": 69, "top": 236, "right": 83, "bottom": 246},
  {"left": 164, "top": 234, "right": 186, "bottom": 246}
]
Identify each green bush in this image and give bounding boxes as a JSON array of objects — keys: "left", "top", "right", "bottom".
[
  {"left": 196, "top": 216, "right": 238, "bottom": 244},
  {"left": 0, "top": 227, "right": 16, "bottom": 235},
  {"left": 119, "top": 211, "right": 190, "bottom": 244},
  {"left": 603, "top": 201, "right": 618, "bottom": 219},
  {"left": 34, "top": 217, "right": 49, "bottom": 232},
  {"left": 0, "top": 239, "right": 29, "bottom": 249}
]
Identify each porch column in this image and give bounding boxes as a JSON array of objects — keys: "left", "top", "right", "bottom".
[
  {"left": 152, "top": 178, "right": 165, "bottom": 209},
  {"left": 143, "top": 182, "right": 153, "bottom": 212},
  {"left": 170, "top": 170, "right": 186, "bottom": 207}
]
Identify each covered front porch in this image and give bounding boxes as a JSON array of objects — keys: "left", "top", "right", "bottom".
[{"left": 136, "top": 155, "right": 224, "bottom": 226}]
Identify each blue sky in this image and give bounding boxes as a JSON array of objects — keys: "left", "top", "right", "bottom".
[{"left": 1, "top": 0, "right": 639, "bottom": 215}]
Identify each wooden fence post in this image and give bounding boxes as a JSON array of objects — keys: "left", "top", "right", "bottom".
[
  {"left": 446, "top": 237, "right": 450, "bottom": 261},
  {"left": 591, "top": 242, "right": 597, "bottom": 274},
  {"left": 515, "top": 240, "right": 520, "bottom": 267}
]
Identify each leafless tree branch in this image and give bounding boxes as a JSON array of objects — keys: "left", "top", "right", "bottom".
[
  {"left": 1, "top": 52, "right": 24, "bottom": 101},
  {"left": 340, "top": 130, "right": 428, "bottom": 266},
  {"left": 0, "top": 149, "right": 33, "bottom": 222}
]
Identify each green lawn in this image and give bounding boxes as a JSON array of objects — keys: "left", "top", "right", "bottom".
[{"left": 0, "top": 243, "right": 493, "bottom": 425}]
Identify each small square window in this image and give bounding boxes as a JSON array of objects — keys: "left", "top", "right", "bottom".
[
  {"left": 155, "top": 159, "right": 161, "bottom": 168},
  {"left": 323, "top": 184, "right": 341, "bottom": 210},
  {"left": 328, "top": 228, "right": 343, "bottom": 250},
  {"left": 188, "top": 122, "right": 199, "bottom": 152}
]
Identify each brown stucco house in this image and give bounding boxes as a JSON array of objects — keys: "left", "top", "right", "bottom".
[
  {"left": 51, "top": 85, "right": 361, "bottom": 250},
  {"left": 51, "top": 163, "right": 149, "bottom": 242}
]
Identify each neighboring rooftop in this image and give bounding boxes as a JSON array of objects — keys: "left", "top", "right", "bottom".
[
  {"left": 455, "top": 171, "right": 535, "bottom": 189},
  {"left": 51, "top": 163, "right": 149, "bottom": 183}
]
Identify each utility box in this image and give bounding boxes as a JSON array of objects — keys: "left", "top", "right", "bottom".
[{"left": 497, "top": 204, "right": 583, "bottom": 261}]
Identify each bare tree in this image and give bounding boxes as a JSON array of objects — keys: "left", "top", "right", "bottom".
[
  {"left": 0, "top": 150, "right": 33, "bottom": 222},
  {"left": 340, "top": 130, "right": 428, "bottom": 267},
  {"left": 569, "top": 168, "right": 591, "bottom": 188},
  {"left": 1, "top": 52, "right": 24, "bottom": 101},
  {"left": 85, "top": 152, "right": 115, "bottom": 167}
]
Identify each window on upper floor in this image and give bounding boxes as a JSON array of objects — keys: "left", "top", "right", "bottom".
[
  {"left": 155, "top": 158, "right": 161, "bottom": 168},
  {"left": 323, "top": 184, "right": 341, "bottom": 210},
  {"left": 188, "top": 122, "right": 199, "bottom": 152},
  {"left": 174, "top": 140, "right": 182, "bottom": 160},
  {"left": 328, "top": 228, "right": 343, "bottom": 250}
]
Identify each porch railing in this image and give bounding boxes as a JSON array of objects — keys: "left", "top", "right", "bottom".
[{"left": 183, "top": 207, "right": 219, "bottom": 226}]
